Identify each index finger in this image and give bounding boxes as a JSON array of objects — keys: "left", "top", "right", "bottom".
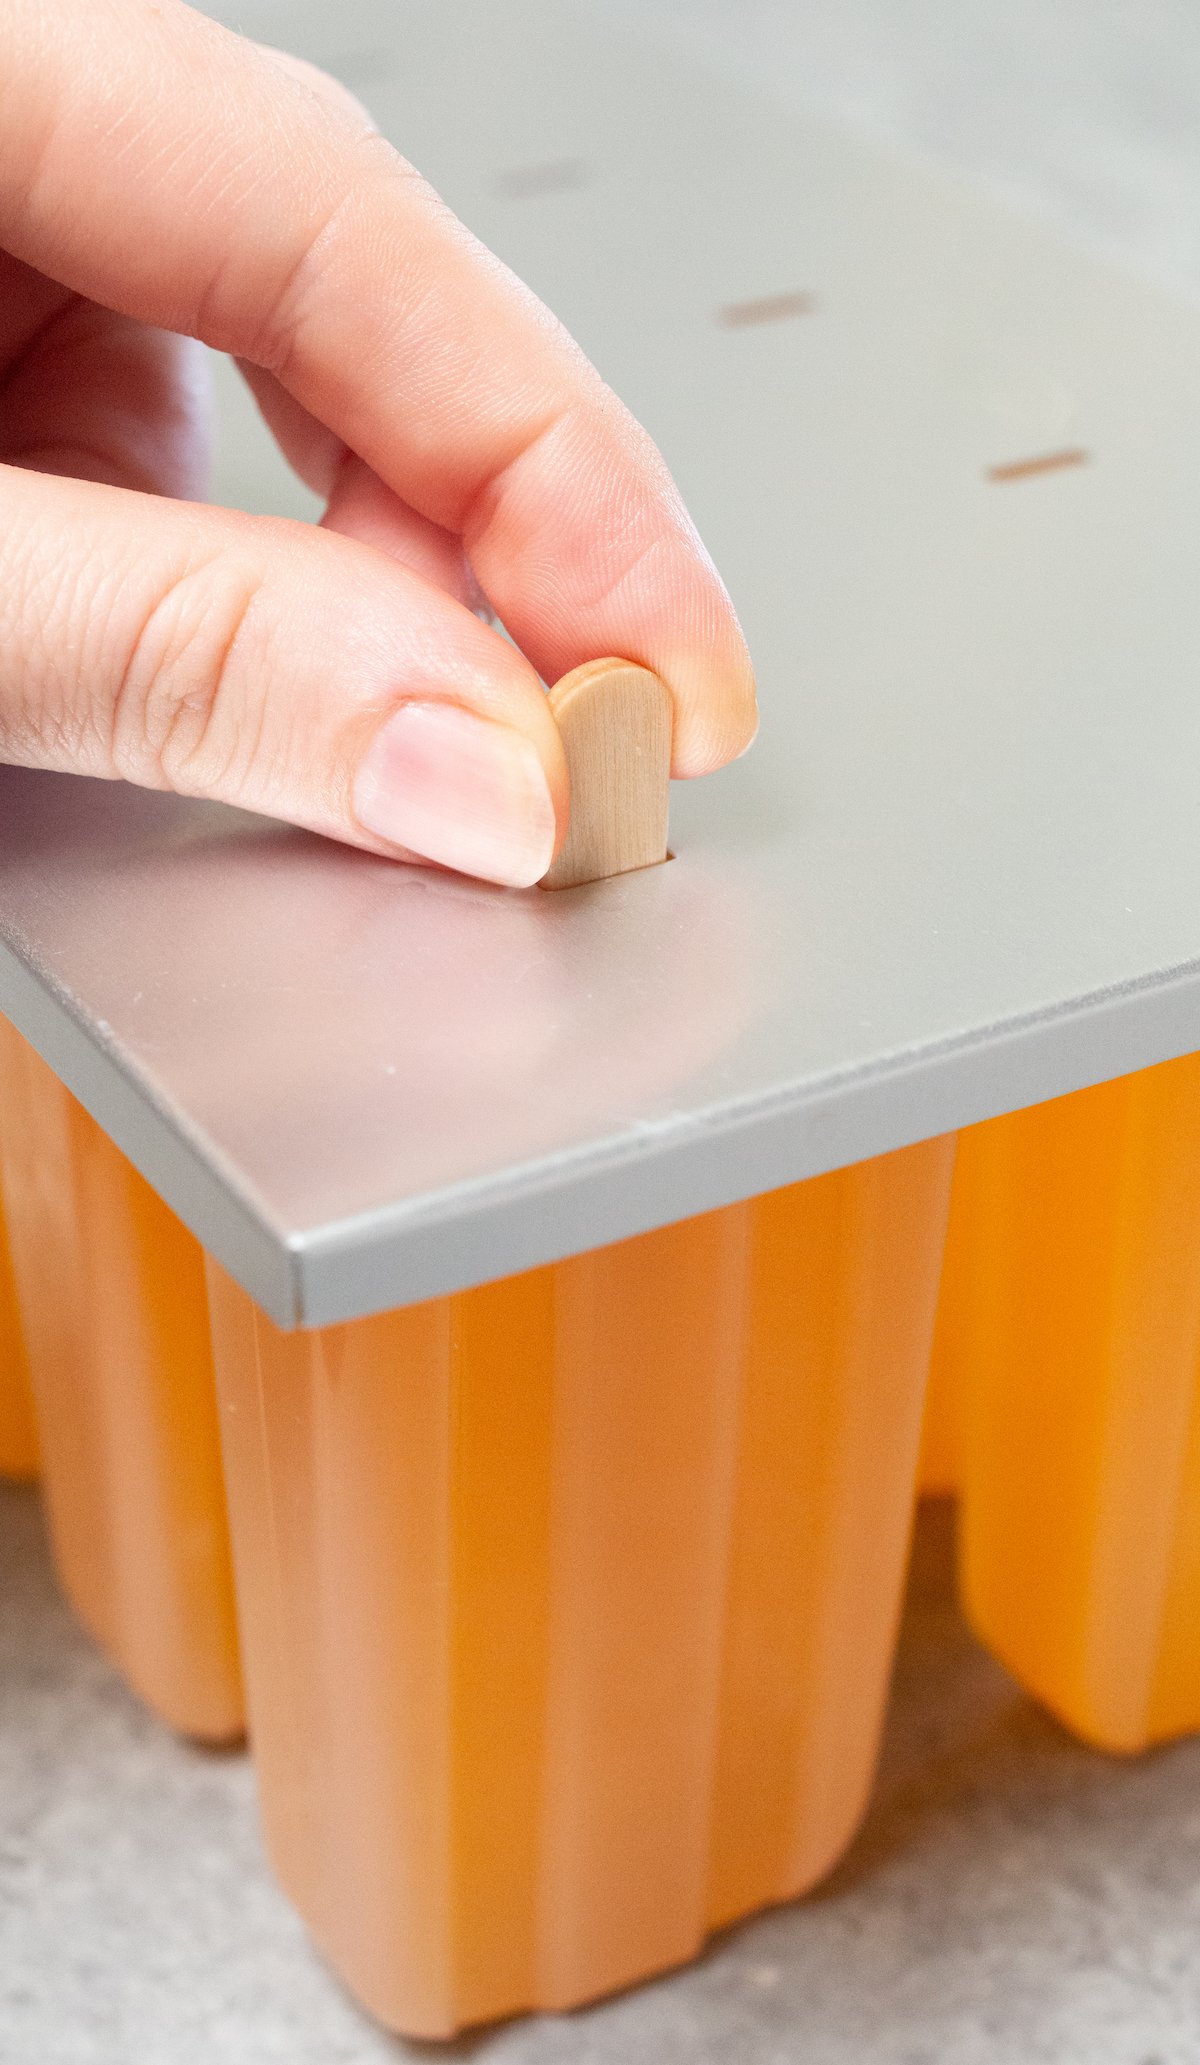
[{"left": 0, "top": 0, "right": 757, "bottom": 775}]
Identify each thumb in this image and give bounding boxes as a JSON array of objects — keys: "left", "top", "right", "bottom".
[{"left": 0, "top": 462, "right": 567, "bottom": 888}]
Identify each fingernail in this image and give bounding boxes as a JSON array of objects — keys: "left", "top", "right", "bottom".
[{"left": 354, "top": 702, "right": 556, "bottom": 887}]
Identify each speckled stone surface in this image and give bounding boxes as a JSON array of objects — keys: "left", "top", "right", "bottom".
[
  {"left": 8, "top": 2, "right": 1200, "bottom": 2058},
  {"left": 5, "top": 1487, "right": 1200, "bottom": 2063}
]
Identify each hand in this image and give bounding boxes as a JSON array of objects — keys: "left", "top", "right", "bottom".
[{"left": 0, "top": 0, "right": 757, "bottom": 887}]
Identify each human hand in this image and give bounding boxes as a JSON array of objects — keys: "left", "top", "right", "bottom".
[{"left": 0, "top": 0, "right": 757, "bottom": 887}]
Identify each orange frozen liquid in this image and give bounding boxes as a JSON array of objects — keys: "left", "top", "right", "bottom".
[
  {"left": 0, "top": 1178, "right": 37, "bottom": 1479},
  {"left": 208, "top": 1133, "right": 953, "bottom": 2037},
  {"left": 915, "top": 1364, "right": 960, "bottom": 1496},
  {"left": 0, "top": 1017, "right": 242, "bottom": 1741},
  {"left": 934, "top": 1054, "right": 1200, "bottom": 1751}
]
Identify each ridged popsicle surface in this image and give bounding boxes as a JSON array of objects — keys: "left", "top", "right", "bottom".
[
  {"left": 0, "top": 1017, "right": 243, "bottom": 1741},
  {"left": 934, "top": 1056, "right": 1200, "bottom": 1751},
  {"left": 0, "top": 1179, "right": 37, "bottom": 1479},
  {"left": 207, "top": 1135, "right": 954, "bottom": 2037}
]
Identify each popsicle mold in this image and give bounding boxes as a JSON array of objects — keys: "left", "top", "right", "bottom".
[
  {"left": 14, "top": 998, "right": 1200, "bottom": 2024},
  {"left": 16, "top": 992, "right": 1200, "bottom": 2030},
  {"left": 0, "top": 1016, "right": 243, "bottom": 1742},
  {"left": 933, "top": 1054, "right": 1200, "bottom": 1752},
  {"left": 206, "top": 1134, "right": 954, "bottom": 2037}
]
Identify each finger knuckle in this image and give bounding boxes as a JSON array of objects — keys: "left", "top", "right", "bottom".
[
  {"left": 243, "top": 137, "right": 429, "bottom": 381},
  {"left": 111, "top": 553, "right": 264, "bottom": 797}
]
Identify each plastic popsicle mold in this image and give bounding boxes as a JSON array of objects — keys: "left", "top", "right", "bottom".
[
  {"left": 206, "top": 1135, "right": 954, "bottom": 2037},
  {"left": 0, "top": 1017, "right": 243, "bottom": 1742},
  {"left": 932, "top": 1054, "right": 1200, "bottom": 1751},
  {"left": 4, "top": 0, "right": 1200, "bottom": 2033}
]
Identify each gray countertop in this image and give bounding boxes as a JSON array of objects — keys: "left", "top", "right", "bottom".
[{"left": 6, "top": 1487, "right": 1200, "bottom": 2064}]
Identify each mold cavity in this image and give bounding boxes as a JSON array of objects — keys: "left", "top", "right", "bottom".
[
  {"left": 718, "top": 290, "right": 816, "bottom": 328},
  {"left": 540, "top": 850, "right": 674, "bottom": 895},
  {"left": 987, "top": 448, "right": 1089, "bottom": 483},
  {"left": 495, "top": 159, "right": 589, "bottom": 199}
]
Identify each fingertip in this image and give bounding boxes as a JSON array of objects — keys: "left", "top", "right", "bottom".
[
  {"left": 664, "top": 649, "right": 759, "bottom": 780},
  {"left": 353, "top": 700, "right": 559, "bottom": 888}
]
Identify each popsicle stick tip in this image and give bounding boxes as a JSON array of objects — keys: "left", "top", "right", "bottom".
[{"left": 539, "top": 659, "right": 672, "bottom": 891}]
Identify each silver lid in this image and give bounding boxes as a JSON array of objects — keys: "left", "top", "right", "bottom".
[{"left": 3, "top": 0, "right": 1200, "bottom": 1326}]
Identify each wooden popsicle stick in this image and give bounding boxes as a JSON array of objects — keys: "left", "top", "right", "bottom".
[{"left": 539, "top": 659, "right": 672, "bottom": 890}]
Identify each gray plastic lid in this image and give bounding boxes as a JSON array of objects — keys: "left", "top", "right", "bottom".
[{"left": 3, "top": 0, "right": 1200, "bottom": 1327}]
